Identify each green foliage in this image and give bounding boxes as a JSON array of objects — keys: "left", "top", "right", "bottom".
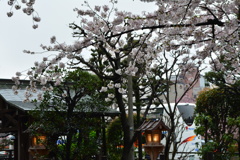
[
  {"left": 28, "top": 69, "right": 107, "bottom": 160},
  {"left": 106, "top": 115, "right": 142, "bottom": 160},
  {"left": 204, "top": 71, "right": 226, "bottom": 87},
  {"left": 200, "top": 141, "right": 230, "bottom": 160},
  {"left": 195, "top": 87, "right": 240, "bottom": 159},
  {"left": 106, "top": 118, "right": 123, "bottom": 160},
  {"left": 56, "top": 131, "right": 100, "bottom": 160}
]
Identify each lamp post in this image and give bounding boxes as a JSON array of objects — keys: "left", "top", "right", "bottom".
[{"left": 136, "top": 120, "right": 169, "bottom": 160}]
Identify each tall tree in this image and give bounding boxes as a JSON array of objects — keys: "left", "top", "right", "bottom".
[{"left": 11, "top": 1, "right": 239, "bottom": 159}]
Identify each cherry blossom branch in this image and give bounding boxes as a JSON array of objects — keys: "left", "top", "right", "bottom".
[
  {"left": 107, "top": 19, "right": 224, "bottom": 40},
  {"left": 180, "top": 0, "right": 193, "bottom": 23}
]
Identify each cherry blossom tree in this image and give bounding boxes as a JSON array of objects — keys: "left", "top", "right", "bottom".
[{"left": 9, "top": 0, "right": 239, "bottom": 160}]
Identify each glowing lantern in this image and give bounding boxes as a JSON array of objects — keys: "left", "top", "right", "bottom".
[
  {"left": 137, "top": 120, "right": 169, "bottom": 160},
  {"left": 29, "top": 135, "right": 49, "bottom": 159},
  {"left": 32, "top": 136, "right": 46, "bottom": 146}
]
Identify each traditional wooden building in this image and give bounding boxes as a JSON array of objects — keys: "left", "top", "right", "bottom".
[{"left": 0, "top": 79, "right": 120, "bottom": 160}]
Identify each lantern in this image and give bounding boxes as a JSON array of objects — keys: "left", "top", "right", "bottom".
[
  {"left": 145, "top": 130, "right": 161, "bottom": 145},
  {"left": 32, "top": 136, "right": 46, "bottom": 146},
  {"left": 28, "top": 135, "right": 49, "bottom": 159},
  {"left": 137, "top": 120, "right": 169, "bottom": 160}
]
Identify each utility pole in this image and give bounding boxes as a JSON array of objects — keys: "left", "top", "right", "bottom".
[{"left": 128, "top": 55, "right": 135, "bottom": 160}]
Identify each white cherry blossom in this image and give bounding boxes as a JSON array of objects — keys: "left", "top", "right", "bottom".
[{"left": 100, "top": 86, "right": 108, "bottom": 92}]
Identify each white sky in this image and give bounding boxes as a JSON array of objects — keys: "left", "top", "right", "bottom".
[{"left": 0, "top": 0, "right": 157, "bottom": 79}]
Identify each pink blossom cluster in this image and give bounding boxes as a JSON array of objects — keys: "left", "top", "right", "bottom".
[
  {"left": 11, "top": 0, "right": 239, "bottom": 102},
  {"left": 6, "top": 0, "right": 40, "bottom": 29}
]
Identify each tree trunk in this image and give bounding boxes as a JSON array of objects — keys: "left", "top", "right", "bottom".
[
  {"left": 164, "top": 132, "right": 171, "bottom": 160},
  {"left": 66, "top": 102, "right": 75, "bottom": 160},
  {"left": 133, "top": 78, "right": 143, "bottom": 160},
  {"left": 121, "top": 126, "right": 132, "bottom": 160},
  {"left": 66, "top": 132, "right": 74, "bottom": 160},
  {"left": 203, "top": 121, "right": 209, "bottom": 160},
  {"left": 238, "top": 129, "right": 240, "bottom": 158},
  {"left": 164, "top": 115, "right": 175, "bottom": 160},
  {"left": 114, "top": 88, "right": 132, "bottom": 160},
  {"left": 127, "top": 64, "right": 135, "bottom": 160}
]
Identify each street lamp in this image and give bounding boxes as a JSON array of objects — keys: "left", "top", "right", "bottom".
[{"left": 137, "top": 120, "right": 169, "bottom": 160}]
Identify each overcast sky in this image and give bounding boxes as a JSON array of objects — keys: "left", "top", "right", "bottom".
[{"left": 0, "top": 0, "right": 157, "bottom": 79}]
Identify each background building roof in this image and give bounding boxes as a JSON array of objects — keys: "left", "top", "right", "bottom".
[{"left": 0, "top": 79, "right": 120, "bottom": 116}]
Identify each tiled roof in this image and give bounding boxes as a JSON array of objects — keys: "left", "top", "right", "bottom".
[
  {"left": 136, "top": 120, "right": 169, "bottom": 132},
  {"left": 0, "top": 89, "right": 38, "bottom": 111},
  {"left": 0, "top": 79, "right": 120, "bottom": 116}
]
